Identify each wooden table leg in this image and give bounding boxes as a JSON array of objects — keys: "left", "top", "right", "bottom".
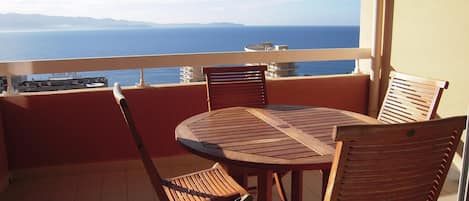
[
  {"left": 258, "top": 170, "right": 273, "bottom": 201},
  {"left": 321, "top": 169, "right": 331, "bottom": 200},
  {"left": 291, "top": 170, "right": 303, "bottom": 201},
  {"left": 226, "top": 166, "right": 249, "bottom": 189},
  {"left": 234, "top": 174, "right": 249, "bottom": 189}
]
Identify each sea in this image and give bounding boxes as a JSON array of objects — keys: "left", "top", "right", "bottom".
[{"left": 0, "top": 26, "right": 359, "bottom": 86}]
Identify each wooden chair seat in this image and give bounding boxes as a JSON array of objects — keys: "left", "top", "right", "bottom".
[{"left": 163, "top": 163, "right": 249, "bottom": 201}]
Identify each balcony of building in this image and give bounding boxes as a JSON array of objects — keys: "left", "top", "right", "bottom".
[
  {"left": 0, "top": 50, "right": 463, "bottom": 201},
  {"left": 0, "top": 0, "right": 469, "bottom": 201},
  {"left": 0, "top": 47, "right": 371, "bottom": 200}
]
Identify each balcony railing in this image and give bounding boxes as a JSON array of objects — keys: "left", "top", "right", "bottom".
[{"left": 0, "top": 48, "right": 372, "bottom": 94}]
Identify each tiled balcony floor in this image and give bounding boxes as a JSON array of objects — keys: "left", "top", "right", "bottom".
[{"left": 0, "top": 154, "right": 460, "bottom": 201}]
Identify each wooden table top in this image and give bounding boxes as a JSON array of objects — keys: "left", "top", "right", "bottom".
[{"left": 176, "top": 105, "right": 380, "bottom": 170}]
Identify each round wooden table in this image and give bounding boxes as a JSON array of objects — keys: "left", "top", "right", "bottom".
[{"left": 175, "top": 105, "right": 380, "bottom": 201}]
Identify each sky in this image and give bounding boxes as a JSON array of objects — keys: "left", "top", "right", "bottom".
[{"left": 1, "top": 0, "right": 360, "bottom": 26}]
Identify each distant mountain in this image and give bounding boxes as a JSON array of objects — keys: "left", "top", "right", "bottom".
[
  {"left": 0, "top": 13, "right": 244, "bottom": 31},
  {"left": 154, "top": 22, "right": 245, "bottom": 28}
]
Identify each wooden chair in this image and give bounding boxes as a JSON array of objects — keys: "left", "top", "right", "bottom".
[
  {"left": 203, "top": 65, "right": 287, "bottom": 201},
  {"left": 112, "top": 83, "right": 251, "bottom": 201},
  {"left": 378, "top": 71, "right": 449, "bottom": 123},
  {"left": 324, "top": 116, "right": 467, "bottom": 201}
]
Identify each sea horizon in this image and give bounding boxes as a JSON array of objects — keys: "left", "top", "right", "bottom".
[
  {"left": 0, "top": 25, "right": 359, "bottom": 34},
  {"left": 0, "top": 26, "right": 359, "bottom": 86}
]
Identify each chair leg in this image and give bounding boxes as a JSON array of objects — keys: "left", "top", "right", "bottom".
[
  {"left": 321, "top": 169, "right": 331, "bottom": 200},
  {"left": 274, "top": 172, "right": 288, "bottom": 201}
]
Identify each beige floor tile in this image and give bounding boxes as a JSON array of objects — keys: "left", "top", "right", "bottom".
[{"left": 0, "top": 154, "right": 460, "bottom": 201}]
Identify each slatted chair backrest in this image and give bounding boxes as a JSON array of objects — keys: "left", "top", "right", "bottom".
[
  {"left": 324, "top": 116, "right": 467, "bottom": 201},
  {"left": 112, "top": 83, "right": 169, "bottom": 201},
  {"left": 203, "top": 65, "right": 268, "bottom": 111},
  {"left": 378, "top": 71, "right": 449, "bottom": 123}
]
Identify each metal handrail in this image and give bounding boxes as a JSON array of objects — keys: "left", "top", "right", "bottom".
[
  {"left": 0, "top": 48, "right": 372, "bottom": 94},
  {"left": 0, "top": 48, "right": 371, "bottom": 76}
]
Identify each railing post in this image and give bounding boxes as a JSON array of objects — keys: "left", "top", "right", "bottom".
[
  {"left": 353, "top": 58, "right": 361, "bottom": 74},
  {"left": 137, "top": 68, "right": 149, "bottom": 88},
  {"left": 4, "top": 75, "right": 16, "bottom": 96}
]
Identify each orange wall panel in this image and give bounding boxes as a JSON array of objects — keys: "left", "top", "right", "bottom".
[
  {"left": 0, "top": 75, "right": 368, "bottom": 169},
  {"left": 1, "top": 84, "right": 208, "bottom": 169},
  {"left": 268, "top": 75, "right": 369, "bottom": 113}
]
